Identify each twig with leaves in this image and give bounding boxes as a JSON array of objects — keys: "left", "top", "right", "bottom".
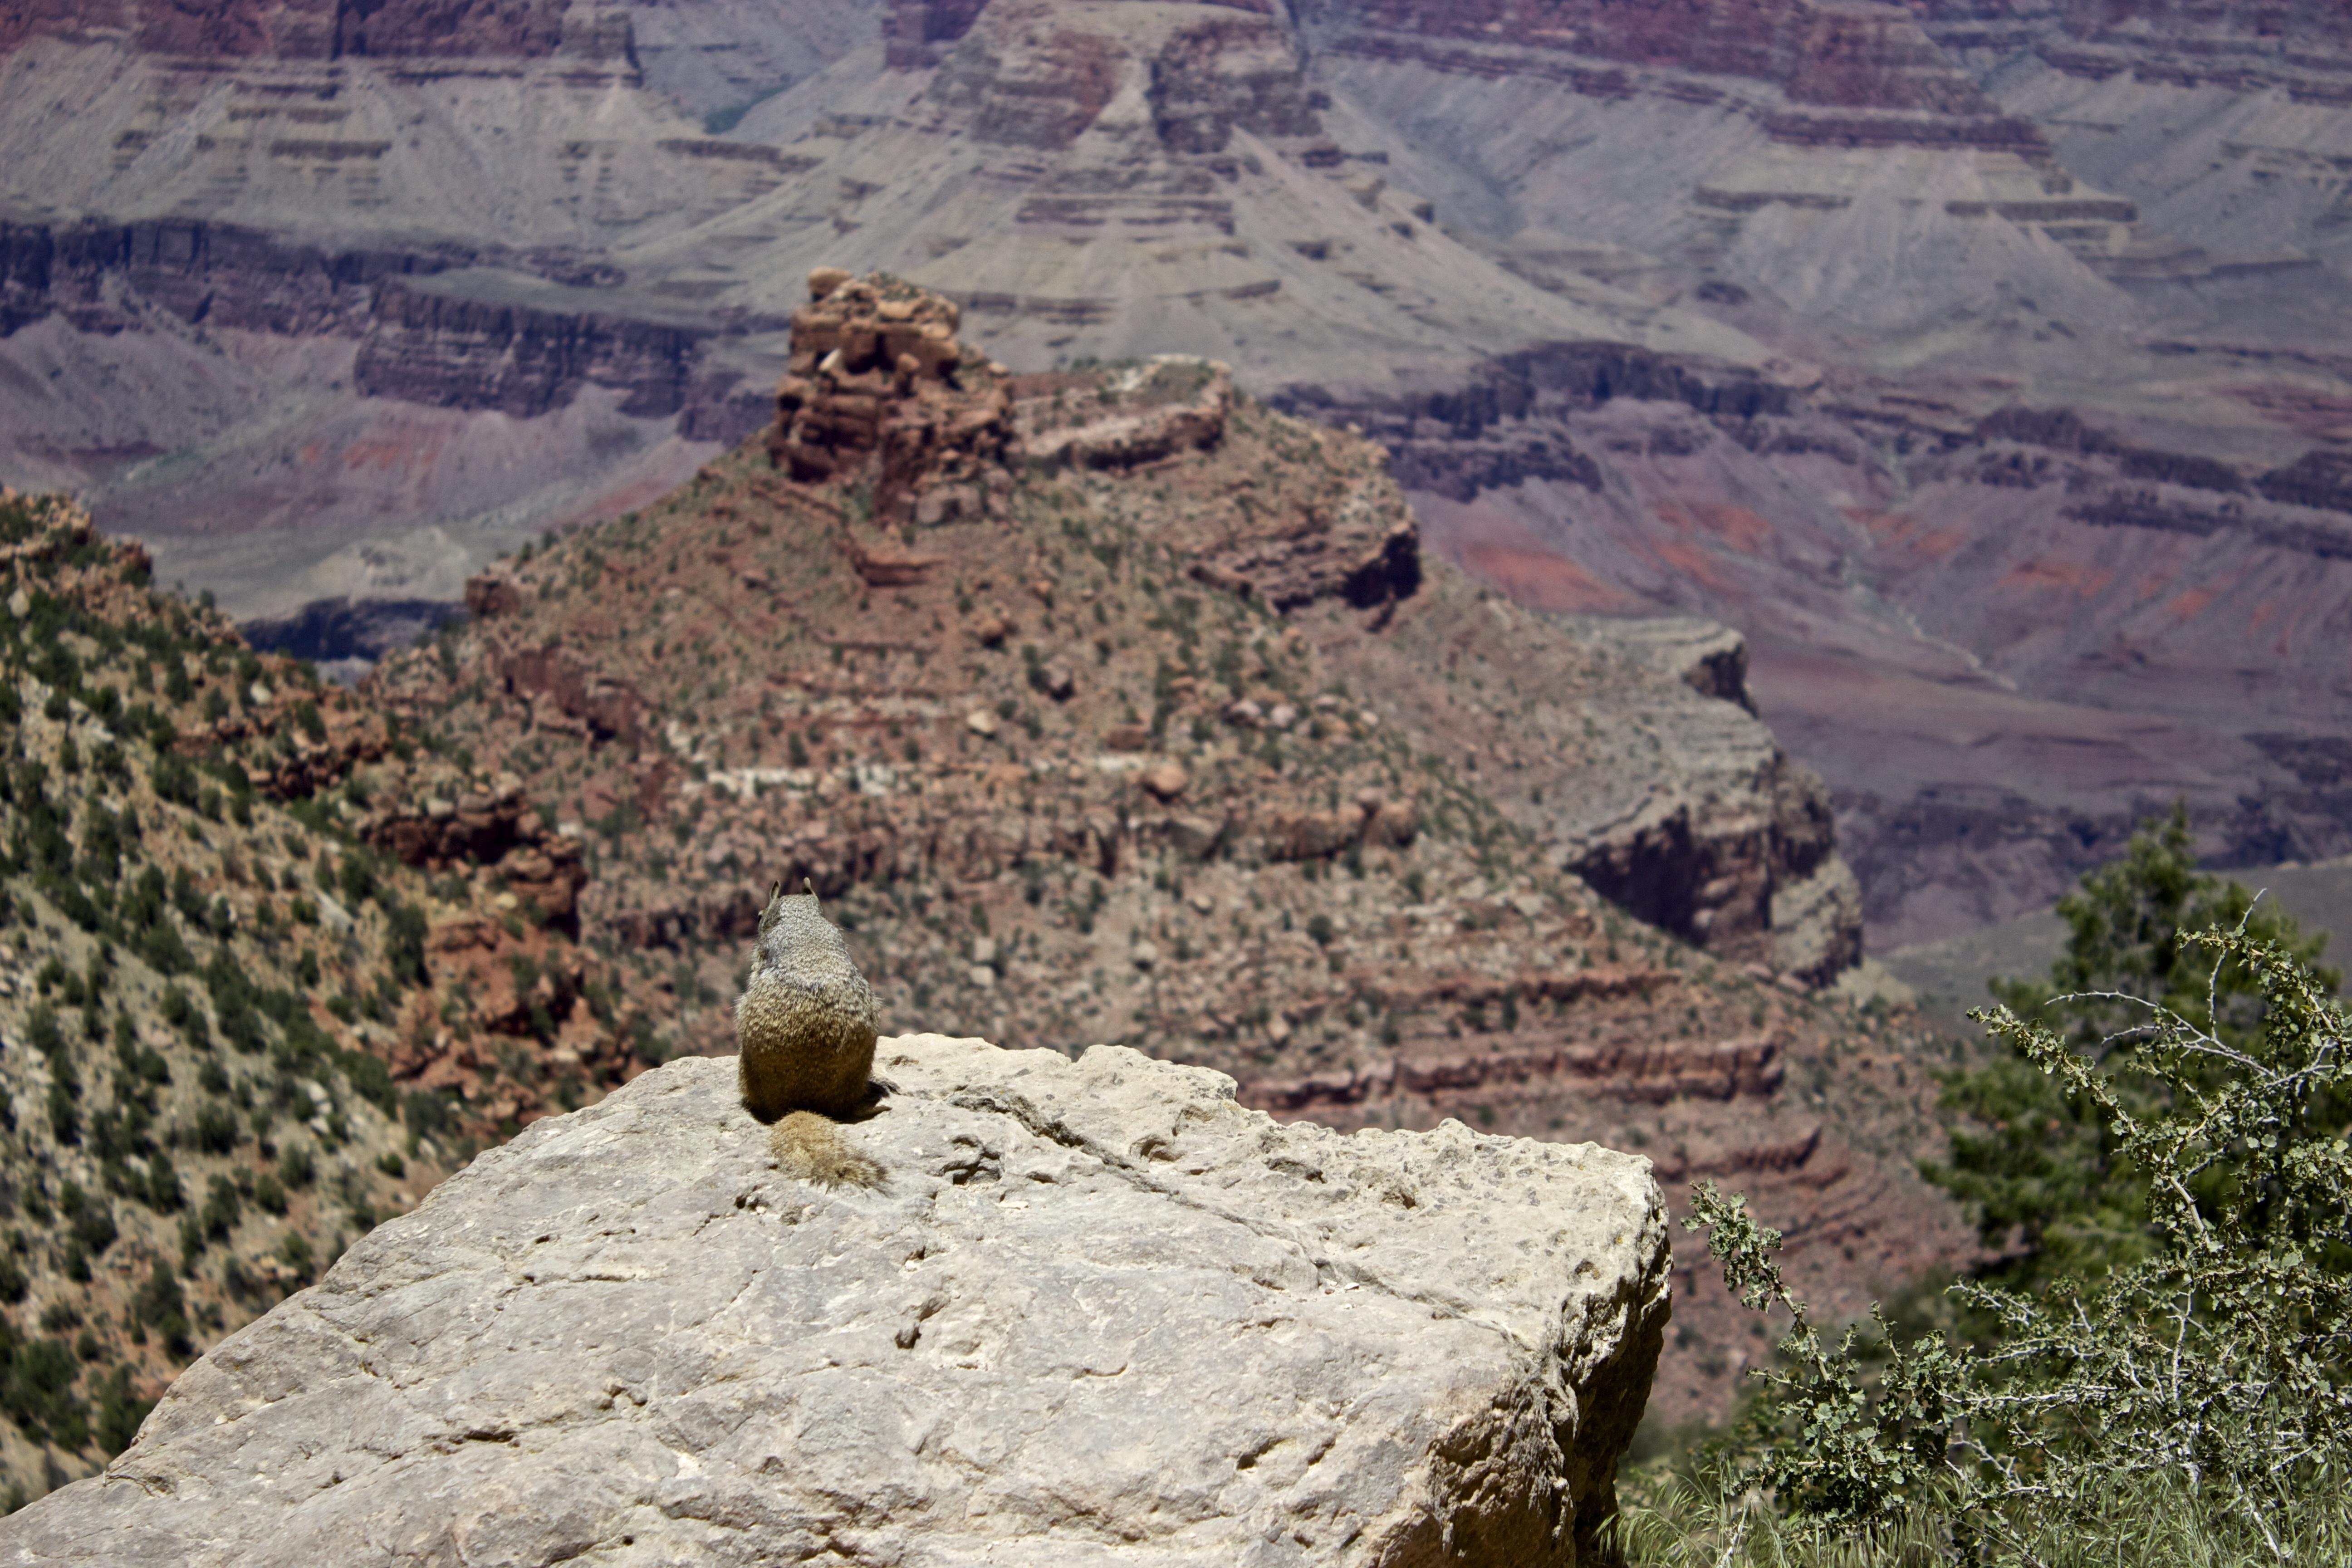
[{"left": 1685, "top": 922, "right": 2352, "bottom": 1563}]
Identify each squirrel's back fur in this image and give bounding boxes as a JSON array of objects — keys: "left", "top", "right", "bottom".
[{"left": 736, "top": 882, "right": 883, "bottom": 1188}]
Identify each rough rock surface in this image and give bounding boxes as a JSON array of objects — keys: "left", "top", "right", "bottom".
[
  {"left": 1016, "top": 356, "right": 1237, "bottom": 475},
  {"left": 0, "top": 1037, "right": 1671, "bottom": 1567},
  {"left": 1563, "top": 619, "right": 1859, "bottom": 987},
  {"left": 769, "top": 270, "right": 1014, "bottom": 527}
]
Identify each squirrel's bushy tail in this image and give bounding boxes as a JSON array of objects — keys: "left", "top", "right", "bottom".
[{"left": 770, "top": 1111, "right": 885, "bottom": 1190}]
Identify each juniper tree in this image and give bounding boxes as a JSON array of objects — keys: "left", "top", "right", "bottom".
[{"left": 1925, "top": 804, "right": 2337, "bottom": 1291}]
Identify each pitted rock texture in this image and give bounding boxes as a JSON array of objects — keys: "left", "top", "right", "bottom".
[{"left": 0, "top": 1036, "right": 1671, "bottom": 1568}]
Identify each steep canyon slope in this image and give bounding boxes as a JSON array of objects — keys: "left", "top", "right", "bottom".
[
  {"left": 1291, "top": 0, "right": 2352, "bottom": 945},
  {"left": 0, "top": 487, "right": 673, "bottom": 1505}
]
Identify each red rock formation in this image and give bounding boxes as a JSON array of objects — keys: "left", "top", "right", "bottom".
[
  {"left": 363, "top": 772, "right": 589, "bottom": 927},
  {"left": 767, "top": 268, "right": 1014, "bottom": 529},
  {"left": 1243, "top": 1029, "right": 1784, "bottom": 1112}
]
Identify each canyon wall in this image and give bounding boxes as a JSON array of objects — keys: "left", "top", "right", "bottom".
[
  {"left": 0, "top": 0, "right": 597, "bottom": 61},
  {"left": 11, "top": 0, "right": 2352, "bottom": 952}
]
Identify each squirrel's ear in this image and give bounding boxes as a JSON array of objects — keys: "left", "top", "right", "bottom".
[
  {"left": 768, "top": 880, "right": 782, "bottom": 903},
  {"left": 803, "top": 877, "right": 818, "bottom": 899}
]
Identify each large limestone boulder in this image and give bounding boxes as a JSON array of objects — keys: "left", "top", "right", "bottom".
[{"left": 0, "top": 1036, "right": 1669, "bottom": 1566}]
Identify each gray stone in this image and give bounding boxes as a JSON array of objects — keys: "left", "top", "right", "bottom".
[{"left": 0, "top": 1036, "right": 1669, "bottom": 1567}]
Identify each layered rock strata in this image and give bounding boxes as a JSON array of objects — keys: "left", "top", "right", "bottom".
[
  {"left": 768, "top": 268, "right": 1013, "bottom": 526},
  {"left": 752, "top": 273, "right": 1860, "bottom": 976},
  {"left": 0, "top": 1039, "right": 1671, "bottom": 1567}
]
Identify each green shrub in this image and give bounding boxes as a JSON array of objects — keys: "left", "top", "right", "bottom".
[
  {"left": 58, "top": 1182, "right": 115, "bottom": 1256},
  {"left": 279, "top": 1229, "right": 315, "bottom": 1284},
  {"left": 189, "top": 1102, "right": 240, "bottom": 1155},
  {"left": 198, "top": 1175, "right": 241, "bottom": 1240},
  {"left": 341, "top": 1050, "right": 396, "bottom": 1115},
  {"left": 0, "top": 1328, "right": 87, "bottom": 1449},
  {"left": 132, "top": 1258, "right": 191, "bottom": 1359},
  {"left": 1927, "top": 805, "right": 2338, "bottom": 1293},
  {"left": 1683, "top": 920, "right": 2352, "bottom": 1558}
]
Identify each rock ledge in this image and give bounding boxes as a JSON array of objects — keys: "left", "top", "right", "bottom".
[{"left": 1, "top": 1036, "right": 1668, "bottom": 1566}]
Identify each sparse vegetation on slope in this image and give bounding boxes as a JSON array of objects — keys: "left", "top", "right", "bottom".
[{"left": 0, "top": 491, "right": 650, "bottom": 1504}]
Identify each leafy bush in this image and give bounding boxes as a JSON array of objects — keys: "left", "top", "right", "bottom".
[
  {"left": 57, "top": 1182, "right": 116, "bottom": 1257},
  {"left": 276, "top": 1142, "right": 316, "bottom": 1191},
  {"left": 1613, "top": 1461, "right": 2352, "bottom": 1567},
  {"left": 279, "top": 1229, "right": 315, "bottom": 1285},
  {"left": 132, "top": 1259, "right": 191, "bottom": 1359},
  {"left": 189, "top": 1102, "right": 240, "bottom": 1155},
  {"left": 1681, "top": 918, "right": 2352, "bottom": 1559},
  {"left": 198, "top": 1175, "right": 241, "bottom": 1241},
  {"left": 341, "top": 1050, "right": 397, "bottom": 1115},
  {"left": 1926, "top": 805, "right": 2337, "bottom": 1293}
]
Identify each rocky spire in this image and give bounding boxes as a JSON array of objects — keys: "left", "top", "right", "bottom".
[{"left": 766, "top": 268, "right": 1015, "bottom": 529}]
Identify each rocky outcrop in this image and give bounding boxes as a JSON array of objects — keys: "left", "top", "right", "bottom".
[
  {"left": 1585, "top": 616, "right": 1755, "bottom": 713},
  {"left": 1980, "top": 0, "right": 2352, "bottom": 97},
  {"left": 240, "top": 595, "right": 461, "bottom": 665},
  {"left": 0, "top": 223, "right": 722, "bottom": 429},
  {"left": 883, "top": 0, "right": 995, "bottom": 70},
  {"left": 925, "top": 0, "right": 1322, "bottom": 154},
  {"left": 2, "top": 1039, "right": 1671, "bottom": 1566},
  {"left": 0, "top": 218, "right": 470, "bottom": 338},
  {"left": 1021, "top": 368, "right": 1424, "bottom": 613},
  {"left": 1214, "top": 488, "right": 1422, "bottom": 613},
  {"left": 768, "top": 269, "right": 1014, "bottom": 527},
  {"left": 1246, "top": 1028, "right": 1784, "bottom": 1112},
  {"left": 1563, "top": 620, "right": 1859, "bottom": 985},
  {"left": 1015, "top": 356, "right": 1235, "bottom": 473},
  {"left": 1299, "top": 553, "right": 1866, "bottom": 987},
  {"left": 1565, "top": 738, "right": 1858, "bottom": 986},
  {"left": 1307, "top": 0, "right": 2041, "bottom": 144},
  {"left": 362, "top": 769, "right": 589, "bottom": 928},
  {"left": 1272, "top": 340, "right": 1794, "bottom": 496}
]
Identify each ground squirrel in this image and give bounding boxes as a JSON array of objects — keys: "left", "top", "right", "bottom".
[{"left": 736, "top": 879, "right": 885, "bottom": 1188}]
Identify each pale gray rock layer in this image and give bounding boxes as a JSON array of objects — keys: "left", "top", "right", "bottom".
[{"left": 0, "top": 1035, "right": 1670, "bottom": 1567}]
